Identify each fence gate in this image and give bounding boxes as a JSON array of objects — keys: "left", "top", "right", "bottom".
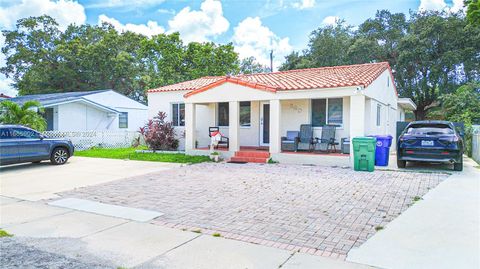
[{"left": 396, "top": 121, "right": 409, "bottom": 142}]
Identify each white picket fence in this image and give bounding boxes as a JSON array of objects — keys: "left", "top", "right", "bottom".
[
  {"left": 472, "top": 125, "right": 480, "bottom": 164},
  {"left": 42, "top": 130, "right": 141, "bottom": 150}
]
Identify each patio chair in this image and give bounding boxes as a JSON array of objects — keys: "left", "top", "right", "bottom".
[
  {"left": 281, "top": 131, "right": 300, "bottom": 151},
  {"left": 316, "top": 125, "right": 338, "bottom": 153},
  {"left": 209, "top": 127, "right": 229, "bottom": 149},
  {"left": 297, "top": 124, "right": 316, "bottom": 152}
]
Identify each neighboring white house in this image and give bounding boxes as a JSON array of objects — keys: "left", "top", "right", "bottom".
[
  {"left": 147, "top": 62, "right": 416, "bottom": 164},
  {"left": 8, "top": 90, "right": 147, "bottom": 131}
]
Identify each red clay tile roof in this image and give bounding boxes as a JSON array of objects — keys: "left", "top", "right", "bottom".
[
  {"left": 148, "top": 76, "right": 225, "bottom": 93},
  {"left": 148, "top": 62, "right": 393, "bottom": 95}
]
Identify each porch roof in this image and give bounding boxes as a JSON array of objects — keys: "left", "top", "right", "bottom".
[{"left": 148, "top": 62, "right": 394, "bottom": 96}]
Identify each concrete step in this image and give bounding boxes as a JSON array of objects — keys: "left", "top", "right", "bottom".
[
  {"left": 229, "top": 156, "right": 268, "bottom": 163},
  {"left": 234, "top": 151, "right": 270, "bottom": 158}
]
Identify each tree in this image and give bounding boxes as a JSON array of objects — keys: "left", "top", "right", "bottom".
[
  {"left": 466, "top": 0, "right": 480, "bottom": 25},
  {"left": 1, "top": 16, "right": 148, "bottom": 99},
  {"left": 183, "top": 42, "right": 239, "bottom": 79},
  {"left": 238, "top": 57, "right": 270, "bottom": 74},
  {"left": 429, "top": 83, "right": 480, "bottom": 156},
  {"left": 279, "top": 10, "right": 480, "bottom": 120},
  {"left": 280, "top": 20, "right": 354, "bottom": 70},
  {"left": 396, "top": 11, "right": 479, "bottom": 119},
  {"left": 1, "top": 16, "right": 241, "bottom": 101},
  {"left": 349, "top": 10, "right": 408, "bottom": 66},
  {"left": 140, "top": 35, "right": 239, "bottom": 89},
  {"left": 0, "top": 100, "right": 47, "bottom": 131},
  {"left": 438, "top": 83, "right": 480, "bottom": 125}
]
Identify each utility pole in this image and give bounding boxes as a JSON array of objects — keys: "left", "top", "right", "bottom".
[{"left": 270, "top": 50, "right": 273, "bottom": 72}]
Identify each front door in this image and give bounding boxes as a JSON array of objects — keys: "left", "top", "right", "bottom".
[{"left": 260, "top": 102, "right": 270, "bottom": 146}]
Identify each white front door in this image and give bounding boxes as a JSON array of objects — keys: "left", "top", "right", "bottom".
[{"left": 259, "top": 102, "right": 270, "bottom": 146}]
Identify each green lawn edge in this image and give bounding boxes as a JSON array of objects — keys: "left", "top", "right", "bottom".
[{"left": 75, "top": 148, "right": 210, "bottom": 164}]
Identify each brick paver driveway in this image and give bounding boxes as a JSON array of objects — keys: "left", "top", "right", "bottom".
[{"left": 60, "top": 163, "right": 448, "bottom": 259}]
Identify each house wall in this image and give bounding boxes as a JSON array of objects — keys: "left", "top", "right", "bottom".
[
  {"left": 148, "top": 71, "right": 400, "bottom": 153},
  {"left": 56, "top": 102, "right": 116, "bottom": 131},
  {"left": 279, "top": 98, "right": 350, "bottom": 143},
  {"left": 218, "top": 101, "right": 261, "bottom": 147},
  {"left": 148, "top": 90, "right": 215, "bottom": 150},
  {"left": 85, "top": 90, "right": 148, "bottom": 131},
  {"left": 363, "top": 70, "right": 400, "bottom": 149}
]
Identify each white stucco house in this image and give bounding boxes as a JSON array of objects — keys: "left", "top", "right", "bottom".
[
  {"left": 148, "top": 62, "right": 416, "bottom": 165},
  {"left": 7, "top": 90, "right": 147, "bottom": 131}
]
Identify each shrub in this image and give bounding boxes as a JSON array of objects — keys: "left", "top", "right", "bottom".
[{"left": 140, "top": 112, "right": 179, "bottom": 151}]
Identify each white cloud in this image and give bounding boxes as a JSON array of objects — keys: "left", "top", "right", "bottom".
[
  {"left": 419, "top": 0, "right": 447, "bottom": 11},
  {"left": 167, "top": 0, "right": 229, "bottom": 43},
  {"left": 419, "top": 0, "right": 465, "bottom": 12},
  {"left": 292, "top": 0, "right": 315, "bottom": 10},
  {"left": 450, "top": 0, "right": 465, "bottom": 12},
  {"left": 157, "top": 8, "right": 175, "bottom": 15},
  {"left": 87, "top": 0, "right": 165, "bottom": 8},
  {"left": 321, "top": 16, "right": 339, "bottom": 26},
  {"left": 0, "top": 0, "right": 86, "bottom": 30},
  {"left": 232, "top": 17, "right": 293, "bottom": 71},
  {"left": 0, "top": 78, "right": 16, "bottom": 97},
  {"left": 98, "top": 14, "right": 165, "bottom": 37}
]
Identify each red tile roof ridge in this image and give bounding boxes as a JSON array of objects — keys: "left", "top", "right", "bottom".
[{"left": 238, "top": 61, "right": 390, "bottom": 77}]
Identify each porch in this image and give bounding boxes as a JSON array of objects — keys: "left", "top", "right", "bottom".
[{"left": 194, "top": 146, "right": 350, "bottom": 165}]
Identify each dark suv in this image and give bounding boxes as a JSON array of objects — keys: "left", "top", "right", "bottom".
[
  {"left": 397, "top": 121, "right": 464, "bottom": 171},
  {"left": 0, "top": 125, "right": 74, "bottom": 166}
]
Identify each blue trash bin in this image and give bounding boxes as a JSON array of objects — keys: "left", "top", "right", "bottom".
[{"left": 371, "top": 135, "right": 393, "bottom": 166}]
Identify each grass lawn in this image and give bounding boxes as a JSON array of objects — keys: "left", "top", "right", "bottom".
[
  {"left": 75, "top": 147, "right": 211, "bottom": 164},
  {"left": 0, "top": 229, "right": 13, "bottom": 237}
]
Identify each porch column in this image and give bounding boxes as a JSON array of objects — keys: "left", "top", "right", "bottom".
[
  {"left": 269, "top": 99, "right": 281, "bottom": 154},
  {"left": 229, "top": 101, "right": 240, "bottom": 152},
  {"left": 349, "top": 94, "right": 366, "bottom": 163},
  {"left": 185, "top": 103, "right": 196, "bottom": 151}
]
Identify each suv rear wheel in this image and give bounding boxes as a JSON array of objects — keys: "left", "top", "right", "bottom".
[
  {"left": 397, "top": 159, "right": 406, "bottom": 168},
  {"left": 50, "top": 147, "right": 69, "bottom": 165},
  {"left": 453, "top": 157, "right": 463, "bottom": 171}
]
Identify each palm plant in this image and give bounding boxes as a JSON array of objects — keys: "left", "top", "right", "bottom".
[{"left": 0, "top": 100, "right": 47, "bottom": 131}]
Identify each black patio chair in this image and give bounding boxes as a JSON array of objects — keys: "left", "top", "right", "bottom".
[
  {"left": 316, "top": 125, "right": 338, "bottom": 153},
  {"left": 209, "top": 127, "right": 229, "bottom": 149},
  {"left": 298, "top": 124, "right": 316, "bottom": 152},
  {"left": 281, "top": 131, "right": 300, "bottom": 151}
]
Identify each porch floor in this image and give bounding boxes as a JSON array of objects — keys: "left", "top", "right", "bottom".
[{"left": 196, "top": 146, "right": 348, "bottom": 157}]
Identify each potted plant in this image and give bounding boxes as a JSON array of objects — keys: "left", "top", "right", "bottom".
[{"left": 210, "top": 151, "right": 220, "bottom": 162}]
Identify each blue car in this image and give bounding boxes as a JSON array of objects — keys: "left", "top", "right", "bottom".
[
  {"left": 397, "top": 121, "right": 464, "bottom": 171},
  {"left": 0, "top": 125, "right": 74, "bottom": 166}
]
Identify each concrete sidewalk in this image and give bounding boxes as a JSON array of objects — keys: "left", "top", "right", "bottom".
[
  {"left": 0, "top": 197, "right": 374, "bottom": 269},
  {"left": 347, "top": 157, "right": 480, "bottom": 269}
]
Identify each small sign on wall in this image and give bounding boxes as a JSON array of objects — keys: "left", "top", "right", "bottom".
[{"left": 289, "top": 103, "right": 303, "bottom": 113}]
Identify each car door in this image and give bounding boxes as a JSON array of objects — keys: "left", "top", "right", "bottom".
[
  {"left": 0, "top": 128, "right": 19, "bottom": 165},
  {"left": 12, "top": 127, "right": 51, "bottom": 162}
]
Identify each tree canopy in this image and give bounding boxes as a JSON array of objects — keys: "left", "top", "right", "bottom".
[
  {"left": 280, "top": 10, "right": 480, "bottom": 120},
  {"left": 466, "top": 0, "right": 480, "bottom": 25},
  {"left": 238, "top": 56, "right": 271, "bottom": 74},
  {"left": 1, "top": 16, "right": 240, "bottom": 101}
]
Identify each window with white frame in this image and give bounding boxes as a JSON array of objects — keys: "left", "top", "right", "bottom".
[
  {"left": 239, "top": 101, "right": 251, "bottom": 127},
  {"left": 376, "top": 104, "right": 381, "bottom": 126},
  {"left": 119, "top": 112, "right": 128, "bottom": 128},
  {"left": 311, "top": 98, "right": 343, "bottom": 127},
  {"left": 172, "top": 103, "right": 185, "bottom": 126}
]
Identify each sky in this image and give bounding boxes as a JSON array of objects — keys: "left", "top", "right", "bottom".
[{"left": 0, "top": 0, "right": 465, "bottom": 97}]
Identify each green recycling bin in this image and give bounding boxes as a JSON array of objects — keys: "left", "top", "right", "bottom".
[{"left": 352, "top": 137, "right": 377, "bottom": 172}]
